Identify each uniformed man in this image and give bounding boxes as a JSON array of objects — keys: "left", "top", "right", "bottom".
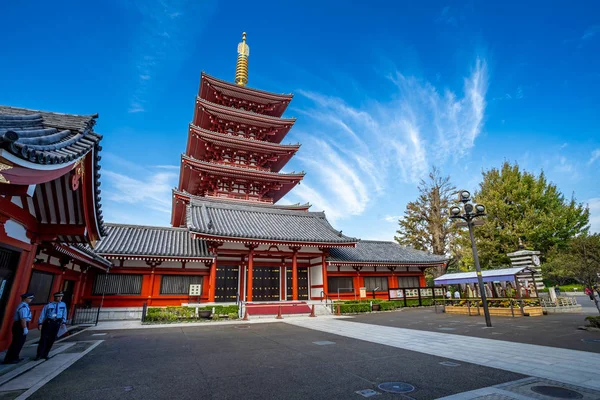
[
  {"left": 35, "top": 292, "right": 68, "bottom": 361},
  {"left": 2, "top": 293, "right": 34, "bottom": 364}
]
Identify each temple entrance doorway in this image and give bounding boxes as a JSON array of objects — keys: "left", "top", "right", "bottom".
[
  {"left": 215, "top": 266, "right": 239, "bottom": 302},
  {"left": 286, "top": 267, "right": 309, "bottom": 300},
  {"left": 252, "top": 267, "right": 280, "bottom": 301}
]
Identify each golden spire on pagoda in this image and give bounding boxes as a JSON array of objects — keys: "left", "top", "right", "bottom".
[{"left": 235, "top": 32, "right": 250, "bottom": 86}]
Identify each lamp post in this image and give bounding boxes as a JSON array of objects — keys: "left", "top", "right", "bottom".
[{"left": 450, "top": 190, "right": 492, "bottom": 327}]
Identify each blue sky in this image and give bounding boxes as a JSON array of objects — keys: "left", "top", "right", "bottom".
[{"left": 1, "top": 1, "right": 599, "bottom": 242}]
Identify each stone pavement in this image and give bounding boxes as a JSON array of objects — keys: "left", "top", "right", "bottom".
[
  {"left": 285, "top": 318, "right": 600, "bottom": 391},
  {"left": 0, "top": 340, "right": 102, "bottom": 399}
]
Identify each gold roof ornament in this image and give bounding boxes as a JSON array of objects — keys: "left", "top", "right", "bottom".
[{"left": 235, "top": 32, "right": 250, "bottom": 87}]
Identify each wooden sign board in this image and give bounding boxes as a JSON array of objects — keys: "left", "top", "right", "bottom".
[{"left": 189, "top": 284, "right": 202, "bottom": 296}]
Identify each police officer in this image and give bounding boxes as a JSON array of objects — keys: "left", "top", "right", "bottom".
[
  {"left": 35, "top": 292, "right": 67, "bottom": 361},
  {"left": 2, "top": 293, "right": 34, "bottom": 364}
]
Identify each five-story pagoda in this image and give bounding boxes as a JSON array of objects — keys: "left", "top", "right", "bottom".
[{"left": 172, "top": 33, "right": 305, "bottom": 227}]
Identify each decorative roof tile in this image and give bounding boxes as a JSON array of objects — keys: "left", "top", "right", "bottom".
[
  {"left": 174, "top": 189, "right": 311, "bottom": 210},
  {"left": 328, "top": 240, "right": 447, "bottom": 265},
  {"left": 94, "top": 224, "right": 213, "bottom": 259},
  {"left": 186, "top": 199, "right": 357, "bottom": 246},
  {"left": 0, "top": 106, "right": 100, "bottom": 165},
  {"left": 0, "top": 106, "right": 106, "bottom": 237}
]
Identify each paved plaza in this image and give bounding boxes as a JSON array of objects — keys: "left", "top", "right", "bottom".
[{"left": 0, "top": 309, "right": 598, "bottom": 399}]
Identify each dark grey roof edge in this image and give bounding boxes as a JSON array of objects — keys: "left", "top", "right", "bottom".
[
  {"left": 72, "top": 243, "right": 112, "bottom": 267},
  {"left": 173, "top": 189, "right": 312, "bottom": 209},
  {"left": 103, "top": 222, "right": 190, "bottom": 231},
  {"left": 188, "top": 197, "right": 325, "bottom": 218},
  {"left": 327, "top": 240, "right": 447, "bottom": 264},
  {"left": 95, "top": 223, "right": 213, "bottom": 259},
  {"left": 186, "top": 200, "right": 359, "bottom": 244}
]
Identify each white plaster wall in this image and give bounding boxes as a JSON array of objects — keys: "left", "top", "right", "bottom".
[
  {"left": 5, "top": 219, "right": 30, "bottom": 244},
  {"left": 310, "top": 265, "right": 323, "bottom": 286}
]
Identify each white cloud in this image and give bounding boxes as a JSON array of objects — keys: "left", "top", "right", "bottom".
[
  {"left": 291, "top": 58, "right": 488, "bottom": 222},
  {"left": 383, "top": 215, "right": 401, "bottom": 223},
  {"left": 103, "top": 168, "right": 177, "bottom": 215},
  {"left": 555, "top": 156, "right": 576, "bottom": 174},
  {"left": 582, "top": 25, "right": 600, "bottom": 40},
  {"left": 588, "top": 198, "right": 600, "bottom": 233},
  {"left": 435, "top": 6, "right": 458, "bottom": 26},
  {"left": 516, "top": 86, "right": 524, "bottom": 99},
  {"left": 588, "top": 148, "right": 600, "bottom": 165}
]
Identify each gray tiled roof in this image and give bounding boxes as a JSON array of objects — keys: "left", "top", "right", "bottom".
[
  {"left": 174, "top": 189, "right": 311, "bottom": 210},
  {"left": 94, "top": 224, "right": 213, "bottom": 259},
  {"left": 186, "top": 199, "right": 358, "bottom": 245},
  {"left": 0, "top": 106, "right": 101, "bottom": 164},
  {"left": 328, "top": 240, "right": 447, "bottom": 264},
  {"left": 70, "top": 244, "right": 113, "bottom": 268},
  {"left": 0, "top": 106, "right": 106, "bottom": 237}
]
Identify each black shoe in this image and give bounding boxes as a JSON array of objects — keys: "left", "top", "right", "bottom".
[
  {"left": 43, "top": 357, "right": 49, "bottom": 360},
  {"left": 33, "top": 357, "right": 40, "bottom": 361}
]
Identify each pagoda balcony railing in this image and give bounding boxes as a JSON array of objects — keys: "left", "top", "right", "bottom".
[
  {"left": 212, "top": 160, "right": 273, "bottom": 173},
  {"left": 207, "top": 193, "right": 274, "bottom": 203}
]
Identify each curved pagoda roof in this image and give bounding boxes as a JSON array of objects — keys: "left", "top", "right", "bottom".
[
  {"left": 200, "top": 72, "right": 293, "bottom": 118},
  {"left": 189, "top": 124, "right": 300, "bottom": 153},
  {"left": 186, "top": 198, "right": 358, "bottom": 247},
  {"left": 328, "top": 240, "right": 447, "bottom": 266},
  {"left": 173, "top": 189, "right": 311, "bottom": 210},
  {"left": 194, "top": 98, "right": 295, "bottom": 144},
  {"left": 181, "top": 154, "right": 305, "bottom": 180},
  {"left": 188, "top": 125, "right": 299, "bottom": 172},
  {"left": 0, "top": 106, "right": 106, "bottom": 241},
  {"left": 0, "top": 106, "right": 101, "bottom": 165},
  {"left": 94, "top": 223, "right": 213, "bottom": 261}
]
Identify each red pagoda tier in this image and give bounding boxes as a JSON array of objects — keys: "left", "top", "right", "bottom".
[{"left": 173, "top": 37, "right": 305, "bottom": 226}]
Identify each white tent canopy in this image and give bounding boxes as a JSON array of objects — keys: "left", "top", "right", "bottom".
[{"left": 434, "top": 267, "right": 537, "bottom": 285}]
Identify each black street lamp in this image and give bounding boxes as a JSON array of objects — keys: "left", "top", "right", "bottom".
[{"left": 450, "top": 190, "right": 492, "bottom": 327}]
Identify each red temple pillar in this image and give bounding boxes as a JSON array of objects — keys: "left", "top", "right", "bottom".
[
  {"left": 208, "top": 260, "right": 217, "bottom": 302},
  {"left": 321, "top": 255, "right": 328, "bottom": 298},
  {"left": 148, "top": 267, "right": 156, "bottom": 305},
  {"left": 291, "top": 248, "right": 300, "bottom": 301},
  {"left": 246, "top": 245, "right": 256, "bottom": 302}
]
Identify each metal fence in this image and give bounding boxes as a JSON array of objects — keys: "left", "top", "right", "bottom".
[{"left": 71, "top": 305, "right": 101, "bottom": 326}]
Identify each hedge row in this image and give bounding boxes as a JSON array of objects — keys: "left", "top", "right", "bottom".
[
  {"left": 145, "top": 305, "right": 239, "bottom": 322},
  {"left": 332, "top": 298, "right": 435, "bottom": 314}
]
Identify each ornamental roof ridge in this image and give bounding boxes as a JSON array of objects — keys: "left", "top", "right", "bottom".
[
  {"left": 201, "top": 72, "right": 294, "bottom": 100},
  {"left": 197, "top": 97, "right": 296, "bottom": 124},
  {"left": 189, "top": 197, "right": 323, "bottom": 217},
  {"left": 328, "top": 240, "right": 447, "bottom": 264},
  {"left": 0, "top": 105, "right": 98, "bottom": 121},
  {"left": 95, "top": 223, "right": 212, "bottom": 259},
  {"left": 186, "top": 198, "right": 359, "bottom": 244},
  {"left": 189, "top": 124, "right": 301, "bottom": 149},
  {"left": 103, "top": 222, "right": 190, "bottom": 231},
  {"left": 181, "top": 154, "right": 306, "bottom": 177},
  {"left": 173, "top": 188, "right": 312, "bottom": 209}
]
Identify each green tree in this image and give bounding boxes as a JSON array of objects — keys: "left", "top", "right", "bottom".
[
  {"left": 543, "top": 234, "right": 600, "bottom": 313},
  {"left": 462, "top": 162, "right": 589, "bottom": 268},
  {"left": 395, "top": 167, "right": 456, "bottom": 276}
]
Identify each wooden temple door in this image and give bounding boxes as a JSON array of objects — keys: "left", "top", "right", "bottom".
[
  {"left": 252, "top": 267, "right": 280, "bottom": 302},
  {"left": 286, "top": 267, "right": 309, "bottom": 301},
  {"left": 215, "top": 266, "right": 239, "bottom": 303}
]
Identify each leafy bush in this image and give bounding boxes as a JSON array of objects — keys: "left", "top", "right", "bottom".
[
  {"left": 339, "top": 303, "right": 371, "bottom": 314},
  {"left": 378, "top": 301, "right": 396, "bottom": 311},
  {"left": 585, "top": 316, "right": 600, "bottom": 328},
  {"left": 144, "top": 305, "right": 239, "bottom": 323}
]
